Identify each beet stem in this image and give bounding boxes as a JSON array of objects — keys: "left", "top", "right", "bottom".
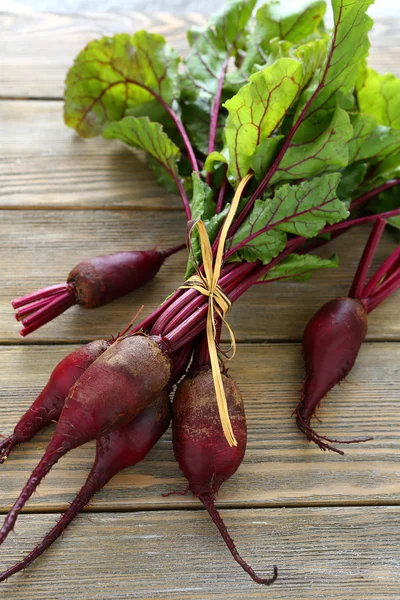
[
  {"left": 162, "top": 243, "right": 186, "bottom": 259},
  {"left": 20, "top": 295, "right": 76, "bottom": 337},
  {"left": 349, "top": 179, "right": 400, "bottom": 211},
  {"left": 200, "top": 495, "right": 278, "bottom": 586},
  {"left": 0, "top": 439, "right": 69, "bottom": 546},
  {"left": 216, "top": 166, "right": 228, "bottom": 214},
  {"left": 0, "top": 470, "right": 106, "bottom": 583},
  {"left": 11, "top": 284, "right": 70, "bottom": 309},
  {"left": 366, "top": 271, "right": 400, "bottom": 312},
  {"left": 348, "top": 218, "right": 387, "bottom": 300},
  {"left": 363, "top": 246, "right": 400, "bottom": 299}
]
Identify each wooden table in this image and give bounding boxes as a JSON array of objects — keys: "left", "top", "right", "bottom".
[{"left": 0, "top": 11, "right": 400, "bottom": 600}]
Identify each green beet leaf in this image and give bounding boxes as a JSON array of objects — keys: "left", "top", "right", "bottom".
[
  {"left": 357, "top": 68, "right": 400, "bottom": 130},
  {"left": 297, "top": 0, "right": 374, "bottom": 118},
  {"left": 271, "top": 106, "right": 352, "bottom": 183},
  {"left": 228, "top": 173, "right": 347, "bottom": 263},
  {"left": 348, "top": 114, "right": 400, "bottom": 164},
  {"left": 185, "top": 175, "right": 230, "bottom": 277},
  {"left": 184, "top": 0, "right": 256, "bottom": 102},
  {"left": 103, "top": 117, "right": 181, "bottom": 183},
  {"left": 260, "top": 252, "right": 339, "bottom": 282},
  {"left": 241, "top": 0, "right": 326, "bottom": 77},
  {"left": 224, "top": 57, "right": 305, "bottom": 181},
  {"left": 64, "top": 32, "right": 180, "bottom": 138}
]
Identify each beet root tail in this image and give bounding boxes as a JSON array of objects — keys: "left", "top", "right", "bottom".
[
  {"left": 0, "top": 470, "right": 105, "bottom": 582},
  {"left": 0, "top": 437, "right": 69, "bottom": 546},
  {"left": 200, "top": 495, "right": 278, "bottom": 586},
  {"left": 295, "top": 410, "right": 372, "bottom": 456},
  {"left": 0, "top": 435, "right": 17, "bottom": 464}
]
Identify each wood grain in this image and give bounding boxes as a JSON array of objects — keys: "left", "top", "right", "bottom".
[
  {"left": 0, "top": 343, "right": 399, "bottom": 512},
  {"left": 1, "top": 507, "right": 400, "bottom": 599},
  {"left": 0, "top": 100, "right": 182, "bottom": 210},
  {"left": 0, "top": 13, "right": 398, "bottom": 98},
  {"left": 0, "top": 11, "right": 206, "bottom": 99},
  {"left": 0, "top": 210, "right": 398, "bottom": 343}
]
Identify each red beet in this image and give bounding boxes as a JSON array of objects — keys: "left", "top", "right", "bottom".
[
  {"left": 0, "top": 334, "right": 171, "bottom": 545},
  {"left": 296, "top": 219, "right": 400, "bottom": 453},
  {"left": 0, "top": 392, "right": 171, "bottom": 583},
  {"left": 0, "top": 339, "right": 109, "bottom": 463},
  {"left": 172, "top": 369, "right": 277, "bottom": 585},
  {"left": 12, "top": 244, "right": 184, "bottom": 336}
]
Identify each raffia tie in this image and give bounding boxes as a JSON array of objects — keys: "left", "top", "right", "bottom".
[{"left": 181, "top": 174, "right": 252, "bottom": 447}]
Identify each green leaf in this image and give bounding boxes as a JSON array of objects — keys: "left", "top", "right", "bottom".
[
  {"left": 358, "top": 68, "right": 400, "bottom": 130},
  {"left": 181, "top": 98, "right": 225, "bottom": 155},
  {"left": 271, "top": 106, "right": 352, "bottom": 183},
  {"left": 260, "top": 252, "right": 339, "bottom": 282},
  {"left": 229, "top": 173, "right": 347, "bottom": 263},
  {"left": 190, "top": 175, "right": 215, "bottom": 221},
  {"left": 185, "top": 175, "right": 230, "bottom": 278},
  {"left": 224, "top": 58, "right": 305, "bottom": 181},
  {"left": 147, "top": 157, "right": 179, "bottom": 193},
  {"left": 184, "top": 0, "right": 256, "bottom": 101},
  {"left": 348, "top": 114, "right": 400, "bottom": 164},
  {"left": 337, "top": 163, "right": 368, "bottom": 205},
  {"left": 250, "top": 136, "right": 284, "bottom": 181},
  {"left": 103, "top": 116, "right": 181, "bottom": 182},
  {"left": 204, "top": 151, "right": 229, "bottom": 173},
  {"left": 185, "top": 183, "right": 230, "bottom": 278},
  {"left": 297, "top": 0, "right": 373, "bottom": 119},
  {"left": 242, "top": 0, "right": 326, "bottom": 75},
  {"left": 64, "top": 32, "right": 180, "bottom": 137}
]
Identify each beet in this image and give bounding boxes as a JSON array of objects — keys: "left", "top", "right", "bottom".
[
  {"left": 12, "top": 245, "right": 184, "bottom": 336},
  {"left": 295, "top": 219, "right": 400, "bottom": 453},
  {"left": 173, "top": 369, "right": 277, "bottom": 585}
]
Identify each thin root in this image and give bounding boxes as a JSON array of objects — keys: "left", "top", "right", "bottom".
[
  {"left": 0, "top": 436, "right": 17, "bottom": 464},
  {"left": 296, "top": 413, "right": 372, "bottom": 455}
]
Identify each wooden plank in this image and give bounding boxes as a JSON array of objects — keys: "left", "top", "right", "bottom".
[
  {"left": 0, "top": 210, "right": 398, "bottom": 343},
  {"left": 0, "top": 13, "right": 398, "bottom": 98},
  {"left": 1, "top": 507, "right": 400, "bottom": 598},
  {"left": 1, "top": 343, "right": 399, "bottom": 512},
  {"left": 0, "top": 100, "right": 181, "bottom": 210}
]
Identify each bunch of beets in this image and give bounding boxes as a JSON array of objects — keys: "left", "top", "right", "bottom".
[{"left": 1, "top": 0, "right": 400, "bottom": 586}]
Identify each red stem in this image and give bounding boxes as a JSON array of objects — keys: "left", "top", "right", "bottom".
[
  {"left": 12, "top": 284, "right": 70, "bottom": 310},
  {"left": 162, "top": 242, "right": 187, "bottom": 259},
  {"left": 216, "top": 166, "right": 228, "bottom": 214},
  {"left": 349, "top": 218, "right": 387, "bottom": 299},
  {"left": 206, "top": 55, "right": 230, "bottom": 187},
  {"left": 365, "top": 271, "right": 400, "bottom": 312},
  {"left": 362, "top": 246, "right": 400, "bottom": 298}
]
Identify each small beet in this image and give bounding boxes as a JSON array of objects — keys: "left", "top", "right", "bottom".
[
  {"left": 0, "top": 339, "right": 109, "bottom": 463},
  {"left": 0, "top": 391, "right": 171, "bottom": 582},
  {"left": 173, "top": 369, "right": 277, "bottom": 585},
  {"left": 12, "top": 245, "right": 184, "bottom": 336}
]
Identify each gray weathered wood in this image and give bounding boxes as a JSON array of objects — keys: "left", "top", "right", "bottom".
[
  {"left": 1, "top": 507, "right": 400, "bottom": 599},
  {"left": 0, "top": 100, "right": 181, "bottom": 210}
]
